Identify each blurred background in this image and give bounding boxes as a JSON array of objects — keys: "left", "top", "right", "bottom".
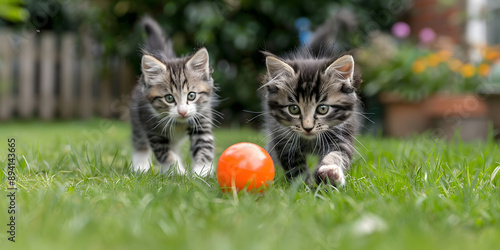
[{"left": 0, "top": 0, "right": 499, "bottom": 140}]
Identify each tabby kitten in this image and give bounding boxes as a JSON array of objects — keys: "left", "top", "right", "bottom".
[
  {"left": 260, "top": 49, "right": 361, "bottom": 187},
  {"left": 130, "top": 17, "right": 216, "bottom": 176}
]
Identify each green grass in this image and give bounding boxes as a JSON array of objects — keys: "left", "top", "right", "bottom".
[{"left": 0, "top": 119, "right": 499, "bottom": 250}]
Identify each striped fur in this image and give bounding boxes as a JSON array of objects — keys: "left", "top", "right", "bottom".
[
  {"left": 260, "top": 48, "right": 361, "bottom": 187},
  {"left": 130, "top": 16, "right": 216, "bottom": 176}
]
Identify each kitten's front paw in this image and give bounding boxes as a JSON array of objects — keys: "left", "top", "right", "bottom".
[
  {"left": 193, "top": 164, "right": 213, "bottom": 177},
  {"left": 133, "top": 163, "right": 150, "bottom": 173},
  {"left": 315, "top": 164, "right": 345, "bottom": 187},
  {"left": 132, "top": 151, "right": 152, "bottom": 173},
  {"left": 160, "top": 160, "right": 185, "bottom": 175}
]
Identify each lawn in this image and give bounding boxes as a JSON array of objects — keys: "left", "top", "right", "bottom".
[{"left": 0, "top": 119, "right": 499, "bottom": 250}]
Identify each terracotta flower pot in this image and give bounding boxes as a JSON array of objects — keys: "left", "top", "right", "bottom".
[
  {"left": 378, "top": 92, "right": 428, "bottom": 137},
  {"left": 378, "top": 92, "right": 489, "bottom": 140},
  {"left": 485, "top": 94, "right": 500, "bottom": 132},
  {"left": 424, "top": 94, "right": 488, "bottom": 118},
  {"left": 425, "top": 94, "right": 488, "bottom": 141},
  {"left": 479, "top": 84, "right": 500, "bottom": 139}
]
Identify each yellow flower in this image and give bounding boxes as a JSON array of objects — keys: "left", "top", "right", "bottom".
[
  {"left": 427, "top": 54, "right": 441, "bottom": 67},
  {"left": 447, "top": 58, "right": 463, "bottom": 72},
  {"left": 477, "top": 63, "right": 491, "bottom": 76},
  {"left": 460, "top": 64, "right": 476, "bottom": 78},
  {"left": 482, "top": 47, "right": 500, "bottom": 61},
  {"left": 437, "top": 50, "right": 452, "bottom": 61},
  {"left": 412, "top": 59, "right": 426, "bottom": 74}
]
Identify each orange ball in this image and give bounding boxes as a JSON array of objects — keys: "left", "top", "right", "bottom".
[{"left": 217, "top": 142, "right": 275, "bottom": 192}]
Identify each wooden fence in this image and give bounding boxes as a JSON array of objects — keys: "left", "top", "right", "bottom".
[{"left": 0, "top": 28, "right": 137, "bottom": 121}]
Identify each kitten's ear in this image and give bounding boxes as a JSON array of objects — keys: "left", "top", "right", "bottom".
[
  {"left": 142, "top": 55, "right": 166, "bottom": 85},
  {"left": 186, "top": 48, "right": 210, "bottom": 76},
  {"left": 266, "top": 56, "right": 294, "bottom": 79},
  {"left": 325, "top": 55, "right": 355, "bottom": 81}
]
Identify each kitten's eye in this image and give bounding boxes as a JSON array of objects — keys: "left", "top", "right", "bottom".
[
  {"left": 165, "top": 94, "right": 175, "bottom": 103},
  {"left": 288, "top": 105, "right": 300, "bottom": 115},
  {"left": 187, "top": 92, "right": 196, "bottom": 101},
  {"left": 316, "top": 105, "right": 329, "bottom": 115}
]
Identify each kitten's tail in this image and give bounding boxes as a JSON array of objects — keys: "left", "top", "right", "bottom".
[
  {"left": 307, "top": 9, "right": 358, "bottom": 56},
  {"left": 141, "top": 15, "right": 175, "bottom": 57}
]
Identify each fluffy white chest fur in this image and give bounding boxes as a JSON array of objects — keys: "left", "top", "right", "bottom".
[{"left": 168, "top": 122, "right": 189, "bottom": 150}]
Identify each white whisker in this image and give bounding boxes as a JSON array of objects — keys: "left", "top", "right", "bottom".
[
  {"left": 330, "top": 129, "right": 366, "bottom": 164},
  {"left": 246, "top": 111, "right": 271, "bottom": 123},
  {"left": 311, "top": 132, "right": 320, "bottom": 156},
  {"left": 260, "top": 126, "right": 287, "bottom": 144},
  {"left": 210, "top": 109, "right": 224, "bottom": 120},
  {"left": 267, "top": 129, "right": 294, "bottom": 154},
  {"left": 336, "top": 126, "right": 368, "bottom": 151},
  {"left": 351, "top": 111, "right": 375, "bottom": 124},
  {"left": 281, "top": 131, "right": 296, "bottom": 160},
  {"left": 151, "top": 115, "right": 170, "bottom": 130},
  {"left": 197, "top": 113, "right": 220, "bottom": 127}
]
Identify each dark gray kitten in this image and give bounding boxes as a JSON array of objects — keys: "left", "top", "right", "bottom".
[
  {"left": 130, "top": 17, "right": 216, "bottom": 176},
  {"left": 260, "top": 47, "right": 361, "bottom": 187}
]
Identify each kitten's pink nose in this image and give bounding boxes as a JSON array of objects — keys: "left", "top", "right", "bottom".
[
  {"left": 302, "top": 119, "right": 314, "bottom": 133},
  {"left": 178, "top": 106, "right": 187, "bottom": 117}
]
